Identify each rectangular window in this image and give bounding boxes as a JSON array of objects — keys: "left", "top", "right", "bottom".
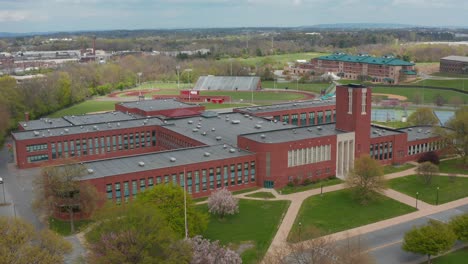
[
  {"left": 195, "top": 171, "right": 200, "bottom": 193},
  {"left": 187, "top": 171, "right": 193, "bottom": 194},
  {"left": 361, "top": 88, "right": 367, "bottom": 114},
  {"left": 115, "top": 182, "right": 121, "bottom": 202},
  {"left": 172, "top": 174, "right": 177, "bottom": 184},
  {"left": 132, "top": 180, "right": 137, "bottom": 196},
  {"left": 250, "top": 161, "right": 256, "bottom": 182},
  {"left": 223, "top": 166, "right": 229, "bottom": 187},
  {"left": 244, "top": 162, "right": 249, "bottom": 184},
  {"left": 148, "top": 177, "right": 154, "bottom": 189},
  {"left": 140, "top": 179, "right": 146, "bottom": 192},
  {"left": 348, "top": 88, "right": 353, "bottom": 114},
  {"left": 202, "top": 169, "right": 207, "bottom": 191},
  {"left": 180, "top": 172, "right": 185, "bottom": 188},
  {"left": 124, "top": 182, "right": 129, "bottom": 202},
  {"left": 106, "top": 184, "right": 113, "bottom": 200},
  {"left": 237, "top": 163, "right": 242, "bottom": 184},
  {"left": 230, "top": 165, "right": 236, "bottom": 185},
  {"left": 216, "top": 167, "right": 222, "bottom": 188},
  {"left": 209, "top": 168, "right": 214, "bottom": 190}
]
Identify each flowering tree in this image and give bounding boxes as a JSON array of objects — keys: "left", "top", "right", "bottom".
[
  {"left": 207, "top": 188, "right": 239, "bottom": 219},
  {"left": 189, "top": 235, "right": 241, "bottom": 264}
]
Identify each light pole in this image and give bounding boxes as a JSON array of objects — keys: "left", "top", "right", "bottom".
[
  {"left": 0, "top": 177, "right": 6, "bottom": 204},
  {"left": 415, "top": 192, "right": 419, "bottom": 209},
  {"left": 436, "top": 187, "right": 439, "bottom": 205},
  {"left": 176, "top": 65, "right": 181, "bottom": 89},
  {"left": 298, "top": 222, "right": 302, "bottom": 241},
  {"left": 137, "top": 72, "right": 142, "bottom": 100}
]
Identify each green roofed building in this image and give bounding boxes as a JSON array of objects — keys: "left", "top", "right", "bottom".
[{"left": 311, "top": 53, "right": 416, "bottom": 84}]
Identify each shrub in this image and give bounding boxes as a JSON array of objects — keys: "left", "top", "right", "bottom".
[{"left": 417, "top": 151, "right": 440, "bottom": 165}]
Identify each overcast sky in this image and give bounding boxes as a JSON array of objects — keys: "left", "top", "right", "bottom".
[{"left": 1, "top": 0, "right": 467, "bottom": 33}]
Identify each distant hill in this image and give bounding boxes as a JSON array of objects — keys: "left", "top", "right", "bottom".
[
  {"left": 302, "top": 23, "right": 418, "bottom": 29},
  {"left": 0, "top": 31, "right": 57, "bottom": 38}
]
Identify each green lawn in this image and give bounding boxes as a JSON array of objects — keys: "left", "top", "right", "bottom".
[
  {"left": 439, "top": 158, "right": 468, "bottom": 174},
  {"left": 49, "top": 217, "right": 93, "bottom": 236},
  {"left": 413, "top": 79, "right": 468, "bottom": 90},
  {"left": 199, "top": 199, "right": 290, "bottom": 264},
  {"left": 201, "top": 90, "right": 307, "bottom": 102},
  {"left": 222, "top": 52, "right": 327, "bottom": 68},
  {"left": 232, "top": 187, "right": 260, "bottom": 195},
  {"left": 431, "top": 247, "right": 468, "bottom": 264},
  {"left": 277, "top": 178, "right": 343, "bottom": 195},
  {"left": 262, "top": 81, "right": 330, "bottom": 93},
  {"left": 389, "top": 175, "right": 468, "bottom": 205},
  {"left": 431, "top": 72, "right": 468, "bottom": 78},
  {"left": 245, "top": 192, "right": 276, "bottom": 199},
  {"left": 372, "top": 87, "right": 468, "bottom": 105},
  {"left": 202, "top": 103, "right": 252, "bottom": 110},
  {"left": 289, "top": 189, "right": 416, "bottom": 242},
  {"left": 373, "top": 120, "right": 410, "bottom": 129},
  {"left": 383, "top": 163, "right": 416, "bottom": 175},
  {"left": 48, "top": 100, "right": 118, "bottom": 117}
]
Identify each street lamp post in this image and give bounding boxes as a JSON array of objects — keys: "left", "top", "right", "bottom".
[
  {"left": 176, "top": 65, "right": 181, "bottom": 89},
  {"left": 0, "top": 177, "right": 6, "bottom": 204},
  {"left": 416, "top": 192, "right": 419, "bottom": 209},
  {"left": 436, "top": 187, "right": 439, "bottom": 205},
  {"left": 298, "top": 222, "right": 302, "bottom": 241}
]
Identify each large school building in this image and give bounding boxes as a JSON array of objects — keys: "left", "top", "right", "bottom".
[{"left": 12, "top": 85, "right": 445, "bottom": 206}]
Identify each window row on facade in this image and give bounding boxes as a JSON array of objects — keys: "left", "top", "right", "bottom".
[
  {"left": 26, "top": 130, "right": 157, "bottom": 163},
  {"left": 287, "top": 144, "right": 332, "bottom": 167},
  {"left": 370, "top": 141, "right": 393, "bottom": 161},
  {"left": 26, "top": 143, "right": 48, "bottom": 152},
  {"left": 105, "top": 161, "right": 256, "bottom": 203},
  {"left": 158, "top": 131, "right": 196, "bottom": 150},
  {"left": 273, "top": 110, "right": 335, "bottom": 126},
  {"left": 407, "top": 140, "right": 445, "bottom": 156}
]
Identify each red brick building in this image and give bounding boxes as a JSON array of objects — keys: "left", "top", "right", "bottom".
[
  {"left": 12, "top": 86, "right": 446, "bottom": 208},
  {"left": 440, "top": 56, "right": 468, "bottom": 75}
]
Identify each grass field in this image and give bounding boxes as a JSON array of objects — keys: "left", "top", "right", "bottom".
[
  {"left": 199, "top": 199, "right": 290, "bottom": 264},
  {"left": 413, "top": 79, "right": 468, "bottom": 90},
  {"left": 389, "top": 175, "right": 468, "bottom": 205},
  {"left": 48, "top": 101, "right": 118, "bottom": 118},
  {"left": 288, "top": 189, "right": 416, "bottom": 242},
  {"left": 439, "top": 158, "right": 468, "bottom": 174},
  {"left": 431, "top": 72, "right": 468, "bottom": 78},
  {"left": 373, "top": 120, "right": 410, "bottom": 129},
  {"left": 372, "top": 86, "right": 468, "bottom": 104},
  {"left": 222, "top": 52, "right": 327, "bottom": 68},
  {"left": 277, "top": 178, "right": 343, "bottom": 195},
  {"left": 49, "top": 217, "right": 93, "bottom": 236},
  {"left": 201, "top": 90, "right": 307, "bottom": 102},
  {"left": 262, "top": 81, "right": 330, "bottom": 93},
  {"left": 383, "top": 163, "right": 416, "bottom": 175},
  {"left": 431, "top": 247, "right": 468, "bottom": 264},
  {"left": 245, "top": 192, "right": 276, "bottom": 199}
]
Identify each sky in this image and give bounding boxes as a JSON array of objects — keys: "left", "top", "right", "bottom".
[{"left": 0, "top": 0, "right": 467, "bottom": 33}]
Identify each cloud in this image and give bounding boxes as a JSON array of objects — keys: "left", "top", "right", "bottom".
[{"left": 0, "top": 10, "right": 29, "bottom": 22}]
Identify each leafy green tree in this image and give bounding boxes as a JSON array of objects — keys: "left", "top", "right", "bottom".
[
  {"left": 34, "top": 160, "right": 103, "bottom": 233},
  {"left": 449, "top": 213, "right": 468, "bottom": 242},
  {"left": 402, "top": 220, "right": 456, "bottom": 264},
  {"left": 87, "top": 203, "right": 192, "bottom": 264},
  {"left": 136, "top": 184, "right": 208, "bottom": 238},
  {"left": 440, "top": 106, "right": 468, "bottom": 166},
  {"left": 0, "top": 217, "right": 72, "bottom": 264},
  {"left": 346, "top": 155, "right": 386, "bottom": 204},
  {"left": 408, "top": 107, "right": 438, "bottom": 126}
]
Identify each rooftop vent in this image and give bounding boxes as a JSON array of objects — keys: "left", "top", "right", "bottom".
[
  {"left": 117, "top": 122, "right": 120, "bottom": 127},
  {"left": 231, "top": 120, "right": 240, "bottom": 124},
  {"left": 244, "top": 114, "right": 250, "bottom": 118},
  {"left": 202, "top": 132, "right": 207, "bottom": 136},
  {"left": 260, "top": 134, "right": 266, "bottom": 139},
  {"left": 93, "top": 125, "right": 98, "bottom": 130},
  {"left": 192, "top": 128, "right": 199, "bottom": 132},
  {"left": 33, "top": 131, "right": 40, "bottom": 137},
  {"left": 170, "top": 157, "right": 176, "bottom": 162},
  {"left": 417, "top": 129, "right": 422, "bottom": 133},
  {"left": 80, "top": 126, "right": 83, "bottom": 129},
  {"left": 64, "top": 128, "right": 69, "bottom": 133},
  {"left": 408, "top": 128, "right": 413, "bottom": 131},
  {"left": 255, "top": 124, "right": 262, "bottom": 129},
  {"left": 211, "top": 128, "right": 216, "bottom": 131},
  {"left": 216, "top": 136, "right": 222, "bottom": 141},
  {"left": 229, "top": 148, "right": 236, "bottom": 153},
  {"left": 23, "top": 124, "right": 27, "bottom": 127},
  {"left": 293, "top": 129, "right": 297, "bottom": 134},
  {"left": 138, "top": 161, "right": 145, "bottom": 167},
  {"left": 317, "top": 126, "right": 322, "bottom": 130},
  {"left": 188, "top": 120, "right": 193, "bottom": 124},
  {"left": 223, "top": 144, "right": 227, "bottom": 149},
  {"left": 196, "top": 125, "right": 201, "bottom": 129},
  {"left": 87, "top": 168, "right": 94, "bottom": 174},
  {"left": 204, "top": 152, "right": 211, "bottom": 157}
]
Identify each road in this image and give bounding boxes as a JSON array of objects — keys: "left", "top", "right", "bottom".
[{"left": 350, "top": 204, "right": 468, "bottom": 264}]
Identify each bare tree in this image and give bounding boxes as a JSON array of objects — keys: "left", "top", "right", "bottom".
[
  {"left": 207, "top": 188, "right": 239, "bottom": 219},
  {"left": 265, "top": 235, "right": 374, "bottom": 264},
  {"left": 416, "top": 162, "right": 439, "bottom": 185},
  {"left": 346, "top": 155, "right": 386, "bottom": 204},
  {"left": 34, "top": 160, "right": 103, "bottom": 233},
  {"left": 189, "top": 235, "right": 241, "bottom": 264}
]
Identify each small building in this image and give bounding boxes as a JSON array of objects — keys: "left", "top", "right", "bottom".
[
  {"left": 193, "top": 76, "right": 261, "bottom": 91},
  {"left": 440, "top": 56, "right": 468, "bottom": 75}
]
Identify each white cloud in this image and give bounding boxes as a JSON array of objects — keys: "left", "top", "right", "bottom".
[{"left": 0, "top": 10, "right": 29, "bottom": 22}]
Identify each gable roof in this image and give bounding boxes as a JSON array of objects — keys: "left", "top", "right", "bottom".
[{"left": 315, "top": 53, "right": 414, "bottom": 66}]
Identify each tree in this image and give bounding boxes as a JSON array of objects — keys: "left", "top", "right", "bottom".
[
  {"left": 136, "top": 183, "right": 208, "bottom": 237},
  {"left": 440, "top": 106, "right": 468, "bottom": 166},
  {"left": 346, "top": 155, "right": 386, "bottom": 204},
  {"left": 87, "top": 203, "right": 192, "bottom": 264},
  {"left": 416, "top": 162, "right": 439, "bottom": 185},
  {"left": 449, "top": 213, "right": 468, "bottom": 242},
  {"left": 34, "top": 160, "right": 103, "bottom": 233},
  {"left": 207, "top": 188, "right": 239, "bottom": 219},
  {"left": 417, "top": 151, "right": 440, "bottom": 165},
  {"left": 0, "top": 217, "right": 72, "bottom": 264},
  {"left": 402, "top": 220, "right": 456, "bottom": 264},
  {"left": 408, "top": 108, "right": 438, "bottom": 126},
  {"left": 265, "top": 235, "right": 373, "bottom": 264},
  {"left": 189, "top": 235, "right": 241, "bottom": 264}
]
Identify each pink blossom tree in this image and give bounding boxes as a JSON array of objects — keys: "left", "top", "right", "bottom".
[
  {"left": 189, "top": 235, "right": 241, "bottom": 264},
  {"left": 207, "top": 188, "right": 239, "bottom": 219}
]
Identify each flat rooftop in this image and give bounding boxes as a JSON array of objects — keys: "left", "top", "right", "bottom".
[
  {"left": 235, "top": 99, "right": 335, "bottom": 115},
  {"left": 82, "top": 145, "right": 254, "bottom": 180},
  {"left": 241, "top": 123, "right": 341, "bottom": 143},
  {"left": 13, "top": 118, "right": 163, "bottom": 141},
  {"left": 441, "top": 55, "right": 468, "bottom": 63},
  {"left": 370, "top": 125, "right": 404, "bottom": 138},
  {"left": 162, "top": 112, "right": 296, "bottom": 146},
  {"left": 398, "top": 126, "right": 439, "bottom": 142},
  {"left": 117, "top": 99, "right": 199, "bottom": 112},
  {"left": 62, "top": 112, "right": 136, "bottom": 125},
  {"left": 20, "top": 117, "right": 72, "bottom": 131}
]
